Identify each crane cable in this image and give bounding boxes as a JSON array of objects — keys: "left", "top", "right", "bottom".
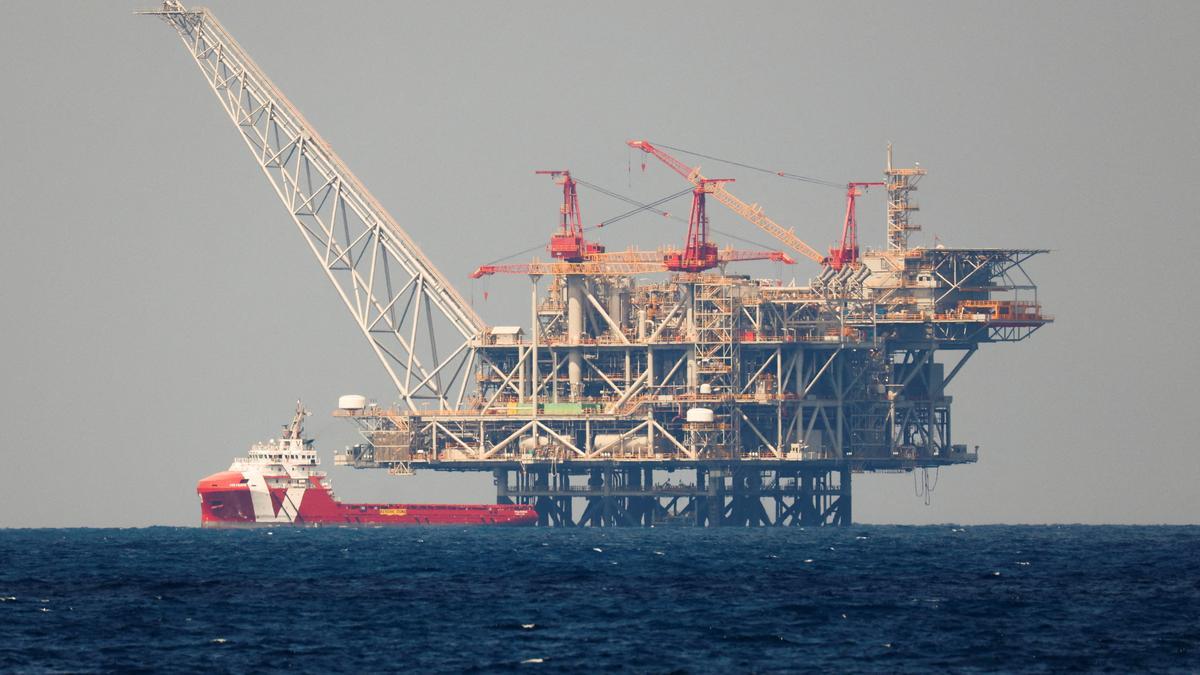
[
  {"left": 653, "top": 142, "right": 846, "bottom": 190},
  {"left": 914, "top": 466, "right": 940, "bottom": 506},
  {"left": 482, "top": 178, "right": 789, "bottom": 266},
  {"left": 479, "top": 183, "right": 691, "bottom": 266},
  {"left": 575, "top": 178, "right": 786, "bottom": 252},
  {"left": 589, "top": 184, "right": 693, "bottom": 228},
  {"left": 575, "top": 177, "right": 687, "bottom": 224}
]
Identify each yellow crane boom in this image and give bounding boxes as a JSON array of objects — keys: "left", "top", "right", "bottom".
[{"left": 628, "top": 140, "right": 828, "bottom": 266}]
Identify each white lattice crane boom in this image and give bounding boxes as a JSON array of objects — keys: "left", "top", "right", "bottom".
[{"left": 143, "top": 1, "right": 482, "bottom": 412}]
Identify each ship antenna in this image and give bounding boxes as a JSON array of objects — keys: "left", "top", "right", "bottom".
[{"left": 284, "top": 400, "right": 306, "bottom": 439}]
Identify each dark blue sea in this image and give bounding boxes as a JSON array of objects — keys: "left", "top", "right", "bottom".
[{"left": 1, "top": 526, "right": 1197, "bottom": 673}]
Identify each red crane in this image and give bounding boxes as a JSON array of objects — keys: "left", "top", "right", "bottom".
[
  {"left": 828, "top": 182, "right": 885, "bottom": 270},
  {"left": 470, "top": 172, "right": 795, "bottom": 279},
  {"left": 665, "top": 177, "right": 733, "bottom": 272},
  {"left": 538, "top": 170, "right": 605, "bottom": 262},
  {"left": 628, "top": 140, "right": 828, "bottom": 265}
]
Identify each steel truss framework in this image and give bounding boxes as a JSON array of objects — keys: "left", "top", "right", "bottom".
[
  {"left": 333, "top": 267, "right": 1049, "bottom": 527},
  {"left": 495, "top": 465, "right": 853, "bottom": 527},
  {"left": 149, "top": 1, "right": 1051, "bottom": 526}
]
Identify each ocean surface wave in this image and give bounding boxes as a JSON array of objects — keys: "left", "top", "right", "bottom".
[{"left": 1, "top": 525, "right": 1197, "bottom": 672}]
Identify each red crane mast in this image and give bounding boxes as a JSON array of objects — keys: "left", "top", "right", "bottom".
[
  {"left": 828, "top": 182, "right": 885, "bottom": 270},
  {"left": 665, "top": 178, "right": 733, "bottom": 272},
  {"left": 538, "top": 170, "right": 605, "bottom": 262}
]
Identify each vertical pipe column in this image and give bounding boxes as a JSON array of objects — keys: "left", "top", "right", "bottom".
[
  {"left": 684, "top": 282, "right": 698, "bottom": 392},
  {"left": 645, "top": 466, "right": 656, "bottom": 526},
  {"left": 495, "top": 469, "right": 511, "bottom": 504},
  {"left": 707, "top": 467, "right": 725, "bottom": 526},
  {"left": 647, "top": 347, "right": 655, "bottom": 389},
  {"left": 799, "top": 473, "right": 815, "bottom": 525},
  {"left": 567, "top": 275, "right": 584, "bottom": 401},
  {"left": 839, "top": 467, "right": 853, "bottom": 526},
  {"left": 607, "top": 281, "right": 625, "bottom": 340},
  {"left": 530, "top": 276, "right": 540, "bottom": 411},
  {"left": 534, "top": 469, "right": 550, "bottom": 526},
  {"left": 559, "top": 471, "right": 573, "bottom": 526},
  {"left": 517, "top": 346, "right": 526, "bottom": 405},
  {"left": 624, "top": 467, "right": 639, "bottom": 526}
]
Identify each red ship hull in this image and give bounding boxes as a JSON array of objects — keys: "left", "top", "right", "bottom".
[{"left": 198, "top": 471, "right": 536, "bottom": 527}]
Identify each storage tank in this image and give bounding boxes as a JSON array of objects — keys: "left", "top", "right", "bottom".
[
  {"left": 338, "top": 394, "right": 368, "bottom": 410},
  {"left": 518, "top": 436, "right": 552, "bottom": 452},
  {"left": 699, "top": 383, "right": 713, "bottom": 395},
  {"left": 686, "top": 407, "right": 715, "bottom": 423},
  {"left": 593, "top": 434, "right": 650, "bottom": 453}
]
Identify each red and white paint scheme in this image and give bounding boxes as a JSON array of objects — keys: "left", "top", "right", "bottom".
[{"left": 198, "top": 404, "right": 537, "bottom": 527}]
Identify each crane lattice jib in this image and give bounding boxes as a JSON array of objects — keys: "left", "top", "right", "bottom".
[
  {"left": 627, "top": 140, "right": 828, "bottom": 265},
  {"left": 472, "top": 261, "right": 669, "bottom": 278},
  {"left": 145, "top": 1, "right": 484, "bottom": 412},
  {"left": 707, "top": 186, "right": 826, "bottom": 264},
  {"left": 583, "top": 248, "right": 793, "bottom": 265}
]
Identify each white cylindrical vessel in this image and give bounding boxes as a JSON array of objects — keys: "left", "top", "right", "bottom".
[
  {"left": 593, "top": 434, "right": 649, "bottom": 453},
  {"left": 567, "top": 275, "right": 584, "bottom": 400},
  {"left": 518, "top": 436, "right": 552, "bottom": 452},
  {"left": 338, "top": 394, "right": 368, "bottom": 410},
  {"left": 686, "top": 407, "right": 715, "bottom": 424}
]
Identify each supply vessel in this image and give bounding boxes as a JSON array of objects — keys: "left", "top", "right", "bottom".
[{"left": 197, "top": 404, "right": 537, "bottom": 527}]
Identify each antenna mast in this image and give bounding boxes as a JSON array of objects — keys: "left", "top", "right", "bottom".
[{"left": 884, "top": 144, "right": 927, "bottom": 253}]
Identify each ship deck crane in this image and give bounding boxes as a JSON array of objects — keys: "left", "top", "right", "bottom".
[{"left": 628, "top": 140, "right": 829, "bottom": 266}]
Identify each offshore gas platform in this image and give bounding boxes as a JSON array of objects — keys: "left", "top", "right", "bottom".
[{"left": 145, "top": 2, "right": 1050, "bottom": 526}]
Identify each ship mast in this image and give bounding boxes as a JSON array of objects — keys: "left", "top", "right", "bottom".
[{"left": 283, "top": 401, "right": 308, "bottom": 440}]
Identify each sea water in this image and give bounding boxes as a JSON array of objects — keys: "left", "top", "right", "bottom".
[{"left": 1, "top": 526, "right": 1197, "bottom": 672}]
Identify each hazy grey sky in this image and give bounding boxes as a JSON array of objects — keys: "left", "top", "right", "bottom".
[{"left": 2, "top": 1, "right": 1197, "bottom": 526}]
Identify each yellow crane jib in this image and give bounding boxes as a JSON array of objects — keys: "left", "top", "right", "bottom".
[{"left": 628, "top": 140, "right": 828, "bottom": 266}]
